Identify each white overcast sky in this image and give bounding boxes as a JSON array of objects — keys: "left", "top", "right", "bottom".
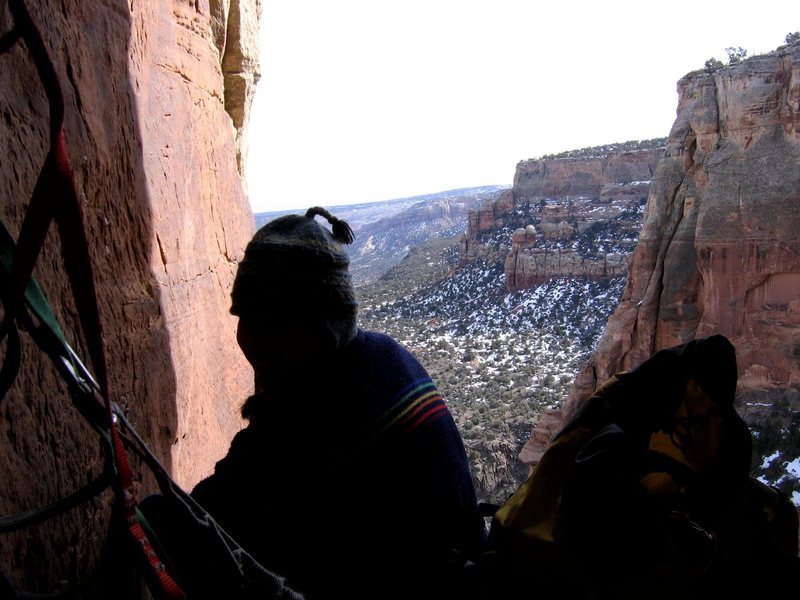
[{"left": 244, "top": 0, "right": 798, "bottom": 213}]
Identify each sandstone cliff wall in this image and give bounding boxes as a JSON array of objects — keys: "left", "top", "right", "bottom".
[
  {"left": 513, "top": 149, "right": 661, "bottom": 202},
  {"left": 459, "top": 156, "right": 655, "bottom": 290},
  {"left": 458, "top": 190, "right": 515, "bottom": 265},
  {"left": 566, "top": 42, "right": 800, "bottom": 413},
  {"left": 0, "top": 0, "right": 259, "bottom": 592},
  {"left": 514, "top": 43, "right": 800, "bottom": 468}
]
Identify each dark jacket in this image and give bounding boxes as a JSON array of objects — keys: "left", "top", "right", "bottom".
[{"left": 192, "top": 329, "right": 485, "bottom": 599}]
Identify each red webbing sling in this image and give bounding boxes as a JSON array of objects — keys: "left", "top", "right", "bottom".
[{"left": 0, "top": 1, "right": 185, "bottom": 597}]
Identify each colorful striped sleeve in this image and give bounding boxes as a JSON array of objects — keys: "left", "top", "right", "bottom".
[{"left": 367, "top": 378, "right": 450, "bottom": 439}]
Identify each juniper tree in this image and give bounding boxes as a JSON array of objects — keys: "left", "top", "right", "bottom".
[{"left": 725, "top": 47, "right": 747, "bottom": 64}]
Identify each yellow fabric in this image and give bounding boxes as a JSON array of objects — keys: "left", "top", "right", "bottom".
[
  {"left": 494, "top": 425, "right": 591, "bottom": 543},
  {"left": 488, "top": 335, "right": 800, "bottom": 594},
  {"left": 492, "top": 374, "right": 624, "bottom": 563},
  {"left": 492, "top": 372, "right": 716, "bottom": 561}
]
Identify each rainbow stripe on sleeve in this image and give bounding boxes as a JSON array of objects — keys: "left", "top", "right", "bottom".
[{"left": 367, "top": 379, "right": 449, "bottom": 439}]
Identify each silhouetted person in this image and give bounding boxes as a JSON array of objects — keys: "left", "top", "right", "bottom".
[{"left": 190, "top": 207, "right": 485, "bottom": 599}]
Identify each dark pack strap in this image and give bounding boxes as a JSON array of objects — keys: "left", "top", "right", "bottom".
[
  {"left": 0, "top": 233, "right": 183, "bottom": 597},
  {"left": 0, "top": 0, "right": 107, "bottom": 401},
  {"left": 0, "top": 237, "right": 183, "bottom": 598},
  {"left": 0, "top": 221, "right": 114, "bottom": 439},
  {"left": 0, "top": 315, "right": 20, "bottom": 402},
  {"left": 0, "top": 2, "right": 185, "bottom": 598},
  {"left": 0, "top": 470, "right": 111, "bottom": 533},
  {"left": 0, "top": 220, "right": 71, "bottom": 403}
]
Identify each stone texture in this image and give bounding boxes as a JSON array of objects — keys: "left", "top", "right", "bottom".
[
  {"left": 568, "top": 42, "right": 800, "bottom": 411},
  {"left": 504, "top": 194, "right": 638, "bottom": 291},
  {"left": 458, "top": 190, "right": 515, "bottom": 265},
  {"left": 467, "top": 436, "right": 530, "bottom": 504},
  {"left": 506, "top": 247, "right": 629, "bottom": 290},
  {"left": 0, "top": 0, "right": 259, "bottom": 592},
  {"left": 460, "top": 169, "right": 648, "bottom": 291},
  {"left": 517, "top": 409, "right": 563, "bottom": 470},
  {"left": 212, "top": 0, "right": 262, "bottom": 173},
  {"left": 513, "top": 149, "right": 662, "bottom": 202},
  {"left": 518, "top": 42, "right": 800, "bottom": 466}
]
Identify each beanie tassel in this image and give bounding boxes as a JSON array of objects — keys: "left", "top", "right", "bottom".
[{"left": 306, "top": 206, "right": 355, "bottom": 245}]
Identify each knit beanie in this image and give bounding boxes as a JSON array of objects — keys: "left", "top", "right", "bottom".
[{"left": 231, "top": 207, "right": 358, "bottom": 320}]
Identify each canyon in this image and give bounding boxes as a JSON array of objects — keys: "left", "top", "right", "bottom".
[
  {"left": 458, "top": 144, "right": 663, "bottom": 291},
  {"left": 2, "top": 0, "right": 799, "bottom": 594}
]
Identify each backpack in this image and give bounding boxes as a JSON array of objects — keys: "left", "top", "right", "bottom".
[{"left": 469, "top": 335, "right": 799, "bottom": 599}]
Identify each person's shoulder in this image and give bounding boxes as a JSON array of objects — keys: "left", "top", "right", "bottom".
[
  {"left": 356, "top": 328, "right": 403, "bottom": 349},
  {"left": 350, "top": 329, "right": 419, "bottom": 364},
  {"left": 342, "top": 330, "right": 447, "bottom": 429}
]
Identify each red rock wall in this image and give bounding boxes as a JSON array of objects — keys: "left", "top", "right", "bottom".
[
  {"left": 513, "top": 150, "right": 661, "bottom": 201},
  {"left": 505, "top": 247, "right": 630, "bottom": 290},
  {"left": 458, "top": 190, "right": 514, "bottom": 265},
  {"left": 566, "top": 41, "right": 800, "bottom": 417},
  {"left": 460, "top": 151, "right": 659, "bottom": 272},
  {"left": 460, "top": 170, "right": 649, "bottom": 291},
  {"left": 518, "top": 42, "right": 800, "bottom": 469},
  {"left": 0, "top": 0, "right": 258, "bottom": 592}
]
